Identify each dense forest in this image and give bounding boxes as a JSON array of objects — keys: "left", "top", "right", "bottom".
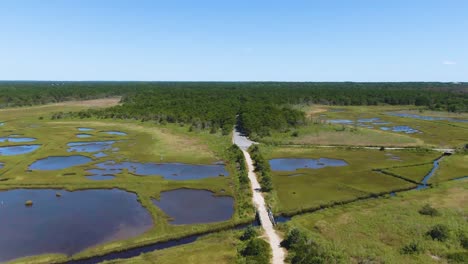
[{"left": 2, "top": 81, "right": 467, "bottom": 136}]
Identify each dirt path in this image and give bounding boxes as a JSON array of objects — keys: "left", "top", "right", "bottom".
[{"left": 233, "top": 129, "right": 286, "bottom": 264}]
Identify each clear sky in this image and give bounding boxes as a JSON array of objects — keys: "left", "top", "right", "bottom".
[{"left": 0, "top": 0, "right": 467, "bottom": 81}]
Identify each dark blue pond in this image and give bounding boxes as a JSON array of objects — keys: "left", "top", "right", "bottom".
[
  {"left": 0, "top": 189, "right": 153, "bottom": 262},
  {"left": 387, "top": 112, "right": 468, "bottom": 123},
  {"left": 93, "top": 161, "right": 229, "bottom": 180},
  {"left": 102, "top": 131, "right": 127, "bottom": 136},
  {"left": 68, "top": 141, "right": 116, "bottom": 153},
  {"left": 29, "top": 155, "right": 93, "bottom": 170},
  {"left": 269, "top": 158, "right": 348, "bottom": 171},
  {"left": 0, "top": 145, "right": 41, "bottom": 156},
  {"left": 152, "top": 189, "right": 234, "bottom": 225}
]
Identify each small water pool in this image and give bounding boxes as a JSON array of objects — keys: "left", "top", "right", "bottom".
[
  {"left": 0, "top": 145, "right": 41, "bottom": 156},
  {"left": 152, "top": 189, "right": 234, "bottom": 225},
  {"left": 78, "top": 127, "right": 94, "bottom": 132},
  {"left": 68, "top": 141, "right": 117, "bottom": 153},
  {"left": 29, "top": 155, "right": 93, "bottom": 170},
  {"left": 380, "top": 126, "right": 419, "bottom": 134},
  {"left": 0, "top": 136, "right": 36, "bottom": 143},
  {"left": 269, "top": 158, "right": 348, "bottom": 171},
  {"left": 86, "top": 168, "right": 116, "bottom": 181},
  {"left": 102, "top": 131, "right": 127, "bottom": 136},
  {"left": 387, "top": 112, "right": 468, "bottom": 123},
  {"left": 76, "top": 133, "right": 92, "bottom": 138}
]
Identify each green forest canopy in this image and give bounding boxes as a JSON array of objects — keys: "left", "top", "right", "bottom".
[{"left": 1, "top": 81, "right": 467, "bottom": 136}]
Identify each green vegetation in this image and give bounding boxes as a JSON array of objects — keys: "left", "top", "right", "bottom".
[
  {"left": 419, "top": 204, "right": 440, "bottom": 217},
  {"left": 283, "top": 181, "right": 468, "bottom": 263},
  {"left": 248, "top": 145, "right": 273, "bottom": 192},
  {"left": 6, "top": 81, "right": 462, "bottom": 139},
  {"left": 307, "top": 105, "right": 468, "bottom": 148},
  {"left": 237, "top": 227, "right": 271, "bottom": 264},
  {"left": 101, "top": 231, "right": 241, "bottom": 264},
  {"left": 265, "top": 146, "right": 440, "bottom": 214},
  {"left": 281, "top": 228, "right": 344, "bottom": 263},
  {"left": 1, "top": 83, "right": 467, "bottom": 263},
  {"left": 0, "top": 101, "right": 254, "bottom": 263},
  {"left": 384, "top": 163, "right": 435, "bottom": 183},
  {"left": 432, "top": 154, "right": 468, "bottom": 182}
]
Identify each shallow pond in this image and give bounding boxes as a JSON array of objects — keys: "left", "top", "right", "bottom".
[
  {"left": 380, "top": 125, "right": 419, "bottom": 134},
  {"left": 68, "top": 141, "right": 117, "bottom": 153},
  {"left": 0, "top": 188, "right": 153, "bottom": 262},
  {"left": 29, "top": 155, "right": 93, "bottom": 170},
  {"left": 327, "top": 119, "right": 354, "bottom": 124},
  {"left": 0, "top": 136, "right": 36, "bottom": 143},
  {"left": 152, "top": 189, "right": 234, "bottom": 225},
  {"left": 0, "top": 162, "right": 3, "bottom": 169},
  {"left": 102, "top": 131, "right": 127, "bottom": 136},
  {"left": 0, "top": 144, "right": 40, "bottom": 156},
  {"left": 76, "top": 133, "right": 92, "bottom": 138},
  {"left": 269, "top": 158, "right": 348, "bottom": 171},
  {"left": 94, "top": 152, "right": 108, "bottom": 158},
  {"left": 87, "top": 168, "right": 116, "bottom": 181},
  {"left": 93, "top": 161, "right": 229, "bottom": 180},
  {"left": 387, "top": 112, "right": 468, "bottom": 123},
  {"left": 78, "top": 127, "right": 94, "bottom": 131}
]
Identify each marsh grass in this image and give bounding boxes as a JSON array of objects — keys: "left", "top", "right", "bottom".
[
  {"left": 285, "top": 181, "right": 468, "bottom": 263},
  {"left": 0, "top": 101, "right": 254, "bottom": 264}
]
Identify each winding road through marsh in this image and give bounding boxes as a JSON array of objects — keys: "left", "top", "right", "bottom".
[{"left": 233, "top": 128, "right": 286, "bottom": 264}]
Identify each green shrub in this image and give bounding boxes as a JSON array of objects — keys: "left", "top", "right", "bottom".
[
  {"left": 418, "top": 204, "right": 440, "bottom": 216},
  {"left": 401, "top": 241, "right": 424, "bottom": 255},
  {"left": 447, "top": 252, "right": 468, "bottom": 263},
  {"left": 241, "top": 226, "right": 259, "bottom": 241},
  {"left": 427, "top": 224, "right": 450, "bottom": 242},
  {"left": 240, "top": 238, "right": 271, "bottom": 264},
  {"left": 459, "top": 232, "right": 468, "bottom": 249}
]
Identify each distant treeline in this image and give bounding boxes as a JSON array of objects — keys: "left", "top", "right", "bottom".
[{"left": 2, "top": 81, "right": 467, "bottom": 135}]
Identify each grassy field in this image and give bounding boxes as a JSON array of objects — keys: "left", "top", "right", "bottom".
[
  {"left": 264, "top": 146, "right": 441, "bottom": 214},
  {"left": 264, "top": 105, "right": 468, "bottom": 148},
  {"left": 384, "top": 163, "right": 435, "bottom": 183},
  {"left": 431, "top": 153, "right": 468, "bottom": 183},
  {"left": 0, "top": 100, "right": 254, "bottom": 263},
  {"left": 283, "top": 180, "right": 468, "bottom": 263},
  {"left": 101, "top": 230, "right": 240, "bottom": 264}
]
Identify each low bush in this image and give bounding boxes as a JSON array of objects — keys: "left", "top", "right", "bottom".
[
  {"left": 418, "top": 204, "right": 440, "bottom": 216},
  {"left": 401, "top": 241, "right": 424, "bottom": 255},
  {"left": 427, "top": 224, "right": 450, "bottom": 242}
]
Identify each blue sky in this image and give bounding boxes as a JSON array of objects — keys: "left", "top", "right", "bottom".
[{"left": 0, "top": 0, "right": 466, "bottom": 81}]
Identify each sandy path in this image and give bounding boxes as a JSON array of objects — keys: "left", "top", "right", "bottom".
[{"left": 233, "top": 129, "right": 285, "bottom": 264}]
